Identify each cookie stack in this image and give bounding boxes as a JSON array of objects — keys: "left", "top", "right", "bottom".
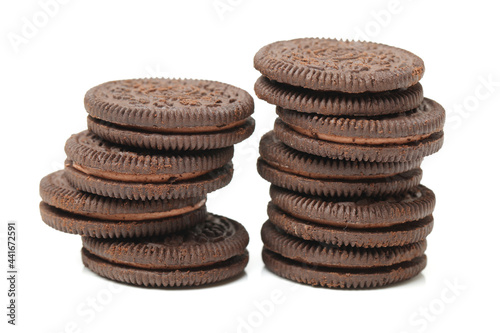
[
  {"left": 254, "top": 38, "right": 445, "bottom": 288},
  {"left": 39, "top": 78, "right": 255, "bottom": 287}
]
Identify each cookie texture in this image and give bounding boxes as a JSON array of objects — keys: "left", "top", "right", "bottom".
[
  {"left": 267, "top": 203, "right": 433, "bottom": 248},
  {"left": 255, "top": 76, "right": 424, "bottom": 116},
  {"left": 82, "top": 249, "right": 248, "bottom": 288},
  {"left": 88, "top": 116, "right": 255, "bottom": 151},
  {"left": 82, "top": 213, "right": 249, "bottom": 269},
  {"left": 84, "top": 78, "right": 254, "bottom": 129},
  {"left": 64, "top": 163, "right": 233, "bottom": 201},
  {"left": 40, "top": 171, "right": 206, "bottom": 220},
  {"left": 269, "top": 185, "right": 435, "bottom": 228},
  {"left": 81, "top": 213, "right": 250, "bottom": 287},
  {"left": 259, "top": 132, "right": 423, "bottom": 178},
  {"left": 277, "top": 98, "right": 445, "bottom": 144},
  {"left": 274, "top": 118, "right": 444, "bottom": 162},
  {"left": 262, "top": 249, "right": 426, "bottom": 289},
  {"left": 40, "top": 201, "right": 206, "bottom": 238},
  {"left": 254, "top": 38, "right": 424, "bottom": 93},
  {"left": 258, "top": 158, "right": 422, "bottom": 197},
  {"left": 262, "top": 221, "right": 426, "bottom": 268},
  {"left": 65, "top": 130, "right": 233, "bottom": 177}
]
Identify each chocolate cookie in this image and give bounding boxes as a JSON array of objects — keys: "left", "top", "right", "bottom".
[
  {"left": 267, "top": 203, "right": 433, "bottom": 248},
  {"left": 87, "top": 116, "right": 255, "bottom": 151},
  {"left": 82, "top": 213, "right": 249, "bottom": 287},
  {"left": 254, "top": 76, "right": 424, "bottom": 116},
  {"left": 262, "top": 249, "right": 426, "bottom": 289},
  {"left": 254, "top": 38, "right": 424, "bottom": 93},
  {"left": 40, "top": 171, "right": 206, "bottom": 223},
  {"left": 82, "top": 249, "right": 248, "bottom": 288},
  {"left": 277, "top": 98, "right": 445, "bottom": 145},
  {"left": 262, "top": 221, "right": 426, "bottom": 268},
  {"left": 65, "top": 162, "right": 233, "bottom": 201},
  {"left": 64, "top": 131, "right": 233, "bottom": 200},
  {"left": 269, "top": 185, "right": 435, "bottom": 229},
  {"left": 274, "top": 119, "right": 444, "bottom": 162},
  {"left": 259, "top": 132, "right": 423, "bottom": 178},
  {"left": 84, "top": 78, "right": 254, "bottom": 131},
  {"left": 258, "top": 158, "right": 422, "bottom": 197},
  {"left": 40, "top": 201, "right": 206, "bottom": 238}
]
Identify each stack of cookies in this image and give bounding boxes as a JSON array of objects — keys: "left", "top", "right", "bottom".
[
  {"left": 39, "top": 78, "right": 255, "bottom": 287},
  {"left": 254, "top": 38, "right": 445, "bottom": 288}
]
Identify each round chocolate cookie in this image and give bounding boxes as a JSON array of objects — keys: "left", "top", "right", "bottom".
[
  {"left": 254, "top": 38, "right": 424, "bottom": 93},
  {"left": 82, "top": 213, "right": 249, "bottom": 287},
  {"left": 267, "top": 203, "right": 433, "bottom": 248},
  {"left": 82, "top": 249, "right": 248, "bottom": 288},
  {"left": 65, "top": 162, "right": 233, "bottom": 201},
  {"left": 84, "top": 78, "right": 254, "bottom": 131},
  {"left": 276, "top": 98, "right": 445, "bottom": 145},
  {"left": 274, "top": 119, "right": 444, "bottom": 163},
  {"left": 64, "top": 131, "right": 233, "bottom": 199},
  {"left": 40, "top": 201, "right": 206, "bottom": 238},
  {"left": 259, "top": 132, "right": 423, "bottom": 178},
  {"left": 66, "top": 130, "right": 233, "bottom": 180},
  {"left": 262, "top": 221, "right": 426, "bottom": 268},
  {"left": 258, "top": 158, "right": 422, "bottom": 197},
  {"left": 87, "top": 116, "right": 255, "bottom": 151},
  {"left": 254, "top": 76, "right": 424, "bottom": 116},
  {"left": 40, "top": 171, "right": 206, "bottom": 222},
  {"left": 269, "top": 185, "right": 435, "bottom": 229},
  {"left": 262, "top": 249, "right": 426, "bottom": 289}
]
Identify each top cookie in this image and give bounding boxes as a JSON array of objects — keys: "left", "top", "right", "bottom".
[
  {"left": 254, "top": 38, "right": 424, "bottom": 93},
  {"left": 84, "top": 78, "right": 254, "bottom": 130}
]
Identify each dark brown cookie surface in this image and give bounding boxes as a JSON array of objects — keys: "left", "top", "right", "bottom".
[
  {"left": 40, "top": 201, "right": 206, "bottom": 238},
  {"left": 254, "top": 76, "right": 424, "bottom": 116},
  {"left": 65, "top": 131, "right": 233, "bottom": 183},
  {"left": 274, "top": 118, "right": 444, "bottom": 162},
  {"left": 64, "top": 162, "right": 233, "bottom": 201},
  {"left": 269, "top": 185, "right": 435, "bottom": 228},
  {"left": 259, "top": 132, "right": 423, "bottom": 178},
  {"left": 277, "top": 98, "right": 445, "bottom": 145},
  {"left": 84, "top": 78, "right": 254, "bottom": 130},
  {"left": 262, "top": 249, "right": 426, "bottom": 289},
  {"left": 82, "top": 248, "right": 248, "bottom": 288},
  {"left": 88, "top": 116, "right": 255, "bottom": 151},
  {"left": 40, "top": 171, "right": 206, "bottom": 221},
  {"left": 254, "top": 38, "right": 424, "bottom": 93},
  {"left": 82, "top": 213, "right": 249, "bottom": 269},
  {"left": 258, "top": 158, "right": 422, "bottom": 197},
  {"left": 262, "top": 221, "right": 426, "bottom": 268},
  {"left": 267, "top": 203, "right": 433, "bottom": 248}
]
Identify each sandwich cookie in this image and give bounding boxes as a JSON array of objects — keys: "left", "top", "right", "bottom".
[
  {"left": 261, "top": 221, "right": 426, "bottom": 268},
  {"left": 82, "top": 213, "right": 249, "bottom": 287},
  {"left": 254, "top": 76, "right": 424, "bottom": 116},
  {"left": 88, "top": 116, "right": 255, "bottom": 151},
  {"left": 262, "top": 249, "right": 426, "bottom": 289},
  {"left": 254, "top": 38, "right": 424, "bottom": 93},
  {"left": 84, "top": 78, "right": 255, "bottom": 150},
  {"left": 269, "top": 185, "right": 435, "bottom": 229},
  {"left": 258, "top": 132, "right": 423, "bottom": 197},
  {"left": 267, "top": 203, "right": 433, "bottom": 248},
  {"left": 276, "top": 98, "right": 445, "bottom": 145},
  {"left": 274, "top": 118, "right": 444, "bottom": 163},
  {"left": 39, "top": 171, "right": 206, "bottom": 238},
  {"left": 64, "top": 131, "right": 233, "bottom": 200}
]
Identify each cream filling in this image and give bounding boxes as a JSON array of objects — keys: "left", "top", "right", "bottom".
[
  {"left": 123, "top": 119, "right": 247, "bottom": 134},
  {"left": 72, "top": 163, "right": 209, "bottom": 183},
  {"left": 265, "top": 160, "right": 397, "bottom": 180},
  {"left": 78, "top": 199, "right": 206, "bottom": 221},
  {"left": 289, "top": 124, "right": 434, "bottom": 145}
]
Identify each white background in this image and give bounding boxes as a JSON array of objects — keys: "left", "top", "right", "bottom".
[{"left": 1, "top": 0, "right": 499, "bottom": 332}]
